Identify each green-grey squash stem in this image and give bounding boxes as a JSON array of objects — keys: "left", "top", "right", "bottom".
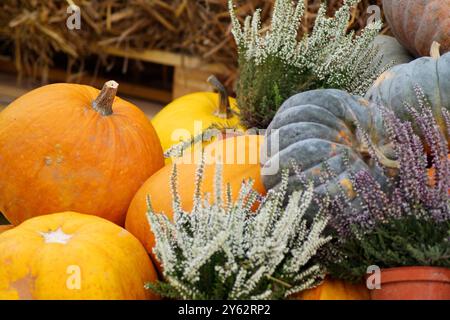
[
  {"left": 93, "top": 80, "right": 119, "bottom": 116},
  {"left": 430, "top": 41, "right": 441, "bottom": 59},
  {"left": 207, "top": 75, "right": 231, "bottom": 119},
  {"left": 359, "top": 144, "right": 400, "bottom": 169}
]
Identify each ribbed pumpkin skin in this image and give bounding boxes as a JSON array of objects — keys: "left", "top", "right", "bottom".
[
  {"left": 125, "top": 135, "right": 266, "bottom": 266},
  {"left": 262, "top": 89, "right": 392, "bottom": 213},
  {"left": 374, "top": 35, "right": 414, "bottom": 68},
  {"left": 0, "top": 83, "right": 164, "bottom": 226},
  {"left": 152, "top": 92, "right": 242, "bottom": 157},
  {"left": 295, "top": 278, "right": 370, "bottom": 300},
  {"left": 0, "top": 212, "right": 158, "bottom": 300},
  {"left": 366, "top": 52, "right": 450, "bottom": 139},
  {"left": 383, "top": 0, "right": 450, "bottom": 57}
]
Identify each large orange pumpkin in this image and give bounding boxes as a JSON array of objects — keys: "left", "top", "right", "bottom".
[
  {"left": 382, "top": 0, "right": 450, "bottom": 57},
  {"left": 125, "top": 135, "right": 266, "bottom": 265},
  {"left": 295, "top": 277, "right": 370, "bottom": 300},
  {"left": 0, "top": 81, "right": 164, "bottom": 226},
  {"left": 0, "top": 212, "right": 158, "bottom": 300}
]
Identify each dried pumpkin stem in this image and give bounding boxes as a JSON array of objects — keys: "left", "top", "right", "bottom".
[
  {"left": 359, "top": 143, "right": 400, "bottom": 170},
  {"left": 430, "top": 41, "right": 441, "bottom": 59},
  {"left": 207, "top": 75, "right": 231, "bottom": 119},
  {"left": 93, "top": 80, "right": 119, "bottom": 116}
]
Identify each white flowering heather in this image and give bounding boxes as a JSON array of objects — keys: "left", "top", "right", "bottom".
[
  {"left": 229, "top": 0, "right": 387, "bottom": 128},
  {"left": 146, "top": 163, "right": 331, "bottom": 300}
]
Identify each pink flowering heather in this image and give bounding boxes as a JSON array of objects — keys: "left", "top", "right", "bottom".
[{"left": 310, "top": 85, "right": 450, "bottom": 280}]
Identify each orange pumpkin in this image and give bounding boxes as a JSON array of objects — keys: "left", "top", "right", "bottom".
[
  {"left": 0, "top": 81, "right": 164, "bottom": 226},
  {"left": 0, "top": 212, "right": 158, "bottom": 300},
  {"left": 125, "top": 135, "right": 266, "bottom": 266},
  {"left": 295, "top": 277, "right": 370, "bottom": 300},
  {"left": 0, "top": 225, "right": 12, "bottom": 234},
  {"left": 427, "top": 154, "right": 450, "bottom": 193}
]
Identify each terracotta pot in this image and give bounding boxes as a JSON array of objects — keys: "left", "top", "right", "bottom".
[{"left": 370, "top": 266, "right": 450, "bottom": 300}]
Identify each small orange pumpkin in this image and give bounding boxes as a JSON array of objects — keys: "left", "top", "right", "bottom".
[
  {"left": 0, "top": 81, "right": 164, "bottom": 226},
  {"left": 0, "top": 212, "right": 158, "bottom": 300},
  {"left": 295, "top": 277, "right": 370, "bottom": 300},
  {"left": 125, "top": 135, "right": 266, "bottom": 267}
]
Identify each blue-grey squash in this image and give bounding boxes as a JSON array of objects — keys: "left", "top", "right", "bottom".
[
  {"left": 366, "top": 42, "right": 450, "bottom": 139},
  {"left": 374, "top": 35, "right": 414, "bottom": 69},
  {"left": 261, "top": 89, "right": 397, "bottom": 211}
]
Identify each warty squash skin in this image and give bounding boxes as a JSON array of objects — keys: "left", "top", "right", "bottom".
[
  {"left": 382, "top": 0, "right": 450, "bottom": 57},
  {"left": 0, "top": 81, "right": 164, "bottom": 226},
  {"left": 366, "top": 44, "right": 450, "bottom": 140},
  {"left": 0, "top": 212, "right": 158, "bottom": 300},
  {"left": 295, "top": 278, "right": 370, "bottom": 300},
  {"left": 125, "top": 135, "right": 266, "bottom": 268},
  {"left": 262, "top": 89, "right": 396, "bottom": 217},
  {"left": 151, "top": 76, "right": 242, "bottom": 159}
]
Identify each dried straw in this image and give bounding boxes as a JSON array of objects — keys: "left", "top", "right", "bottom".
[{"left": 0, "top": 0, "right": 388, "bottom": 87}]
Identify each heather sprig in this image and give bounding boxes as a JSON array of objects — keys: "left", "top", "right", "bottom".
[
  {"left": 316, "top": 86, "right": 450, "bottom": 281},
  {"left": 145, "top": 162, "right": 331, "bottom": 300},
  {"left": 229, "top": 0, "right": 387, "bottom": 128}
]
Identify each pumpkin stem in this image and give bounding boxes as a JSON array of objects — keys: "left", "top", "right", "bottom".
[
  {"left": 207, "top": 75, "right": 231, "bottom": 119},
  {"left": 93, "top": 80, "right": 119, "bottom": 116},
  {"left": 430, "top": 41, "right": 441, "bottom": 59}
]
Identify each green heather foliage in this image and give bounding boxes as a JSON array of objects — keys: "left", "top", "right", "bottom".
[
  {"left": 146, "top": 163, "right": 330, "bottom": 300},
  {"left": 327, "top": 217, "right": 450, "bottom": 282},
  {"left": 229, "top": 0, "right": 387, "bottom": 129}
]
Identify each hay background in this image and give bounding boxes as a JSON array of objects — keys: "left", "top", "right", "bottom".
[{"left": 0, "top": 0, "right": 388, "bottom": 86}]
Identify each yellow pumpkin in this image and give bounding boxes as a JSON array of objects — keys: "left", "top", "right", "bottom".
[
  {"left": 0, "top": 212, "right": 159, "bottom": 300},
  {"left": 0, "top": 224, "right": 12, "bottom": 234},
  {"left": 295, "top": 278, "right": 370, "bottom": 300},
  {"left": 152, "top": 76, "right": 242, "bottom": 160}
]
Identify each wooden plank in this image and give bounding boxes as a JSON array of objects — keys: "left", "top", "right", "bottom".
[
  {"left": 98, "top": 46, "right": 228, "bottom": 74},
  {"left": 45, "top": 68, "right": 172, "bottom": 104},
  {"left": 0, "top": 71, "right": 164, "bottom": 119},
  {"left": 0, "top": 83, "right": 28, "bottom": 100},
  {"left": 173, "top": 65, "right": 213, "bottom": 98},
  {"left": 0, "top": 225, "right": 13, "bottom": 233},
  {"left": 0, "top": 60, "right": 172, "bottom": 104},
  {"left": 0, "top": 73, "right": 31, "bottom": 109},
  {"left": 0, "top": 47, "right": 229, "bottom": 104}
]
